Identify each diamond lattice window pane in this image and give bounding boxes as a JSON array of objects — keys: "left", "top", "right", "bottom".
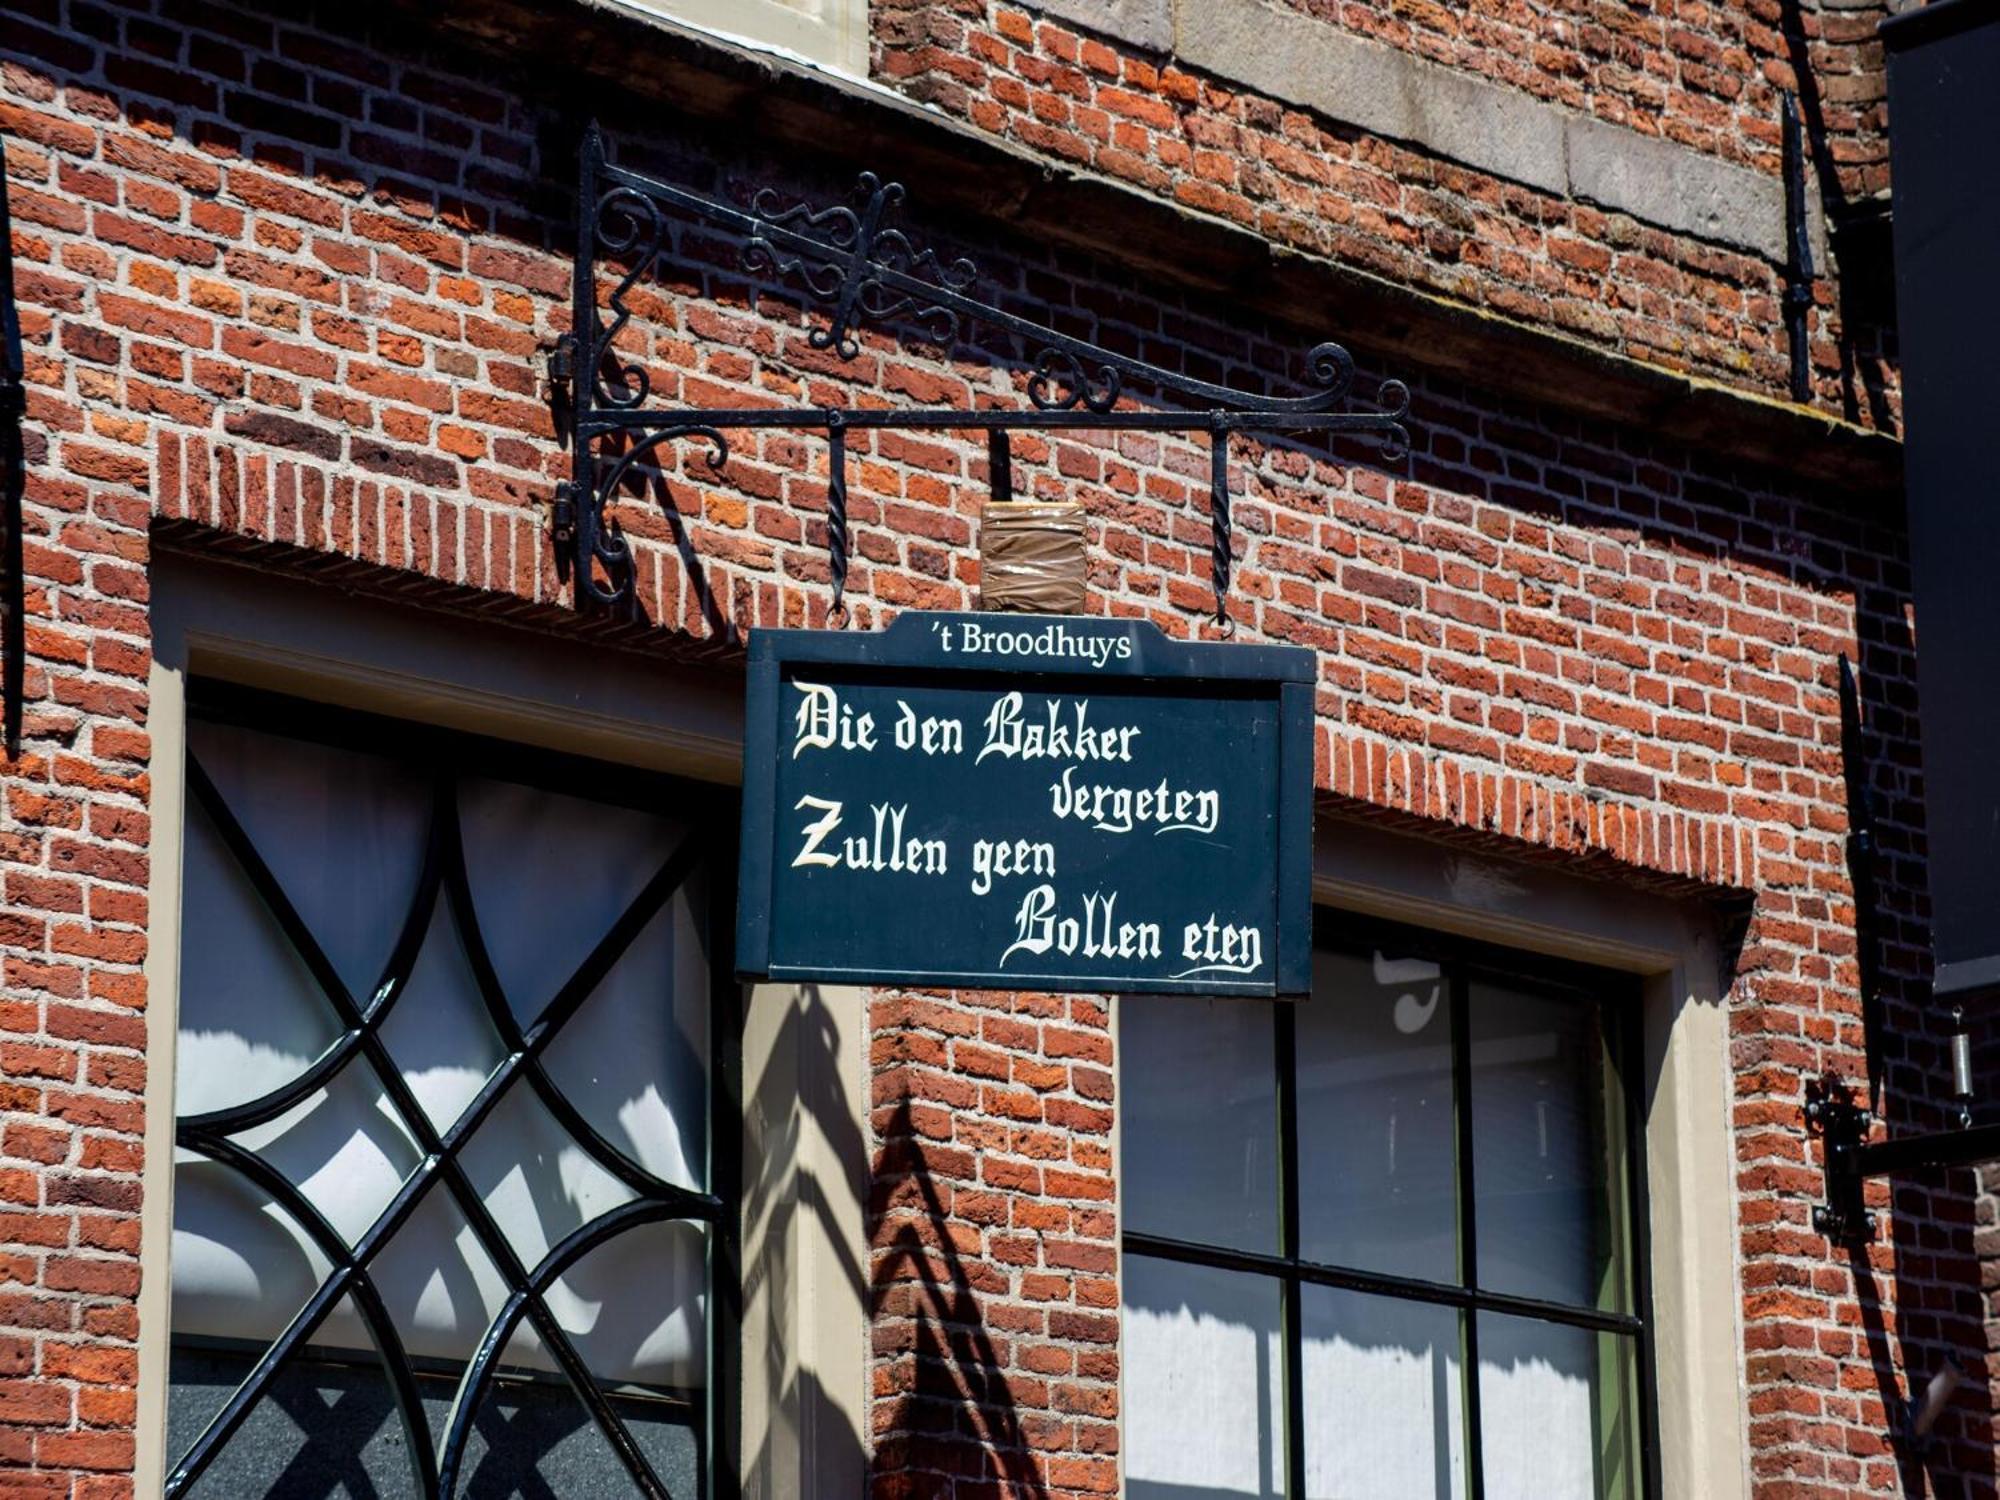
[
  {"left": 169, "top": 1299, "right": 429, "bottom": 1500},
  {"left": 359, "top": 1179, "right": 512, "bottom": 1366},
  {"left": 539, "top": 1217, "right": 709, "bottom": 1391},
  {"left": 457, "top": 776, "right": 687, "bottom": 1020},
  {"left": 188, "top": 720, "right": 430, "bottom": 1003},
  {"left": 459, "top": 1320, "right": 703, "bottom": 1499},
  {"left": 375, "top": 899, "right": 509, "bottom": 1137},
  {"left": 170, "top": 1146, "right": 333, "bottom": 1349},
  {"left": 174, "top": 1049, "right": 424, "bottom": 1348},
  {"left": 456, "top": 1079, "right": 639, "bottom": 1268},
  {"left": 168, "top": 710, "right": 719, "bottom": 1500},
  {"left": 540, "top": 866, "right": 710, "bottom": 1193},
  {"left": 176, "top": 797, "right": 342, "bottom": 1121}
]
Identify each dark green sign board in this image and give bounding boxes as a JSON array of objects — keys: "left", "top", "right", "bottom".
[{"left": 736, "top": 612, "right": 1314, "bottom": 996}]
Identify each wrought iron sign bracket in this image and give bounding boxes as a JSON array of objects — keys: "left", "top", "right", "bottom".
[
  {"left": 1808, "top": 655, "right": 1999, "bottom": 1240},
  {"left": 551, "top": 123, "right": 1411, "bottom": 620},
  {"left": 1810, "top": 1091, "right": 2000, "bottom": 1240}
]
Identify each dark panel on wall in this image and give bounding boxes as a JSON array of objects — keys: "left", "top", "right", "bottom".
[{"left": 1885, "top": 0, "right": 2000, "bottom": 1002}]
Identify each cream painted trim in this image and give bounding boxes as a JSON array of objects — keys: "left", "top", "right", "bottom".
[
  {"left": 152, "top": 557, "right": 744, "bottom": 784},
  {"left": 607, "top": 0, "right": 870, "bottom": 77},
  {"left": 740, "top": 983, "right": 870, "bottom": 1499},
  {"left": 134, "top": 653, "right": 190, "bottom": 1500},
  {"left": 137, "top": 555, "right": 867, "bottom": 1496},
  {"left": 1637, "top": 968, "right": 1744, "bottom": 1499},
  {"left": 1307, "top": 816, "right": 1751, "bottom": 1498}
]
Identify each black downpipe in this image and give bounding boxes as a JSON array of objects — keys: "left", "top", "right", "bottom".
[{"left": 1, "top": 135, "right": 27, "bottom": 759}]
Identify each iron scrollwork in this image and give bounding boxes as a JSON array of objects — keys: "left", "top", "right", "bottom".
[
  {"left": 1028, "top": 349, "right": 1121, "bottom": 415},
  {"left": 555, "top": 123, "right": 1412, "bottom": 622},
  {"left": 744, "top": 171, "right": 978, "bottom": 360}
]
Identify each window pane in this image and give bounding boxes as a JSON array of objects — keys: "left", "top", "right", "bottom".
[
  {"left": 187, "top": 719, "right": 430, "bottom": 1002},
  {"left": 1123, "top": 995, "right": 1278, "bottom": 1253},
  {"left": 1468, "top": 980, "right": 1629, "bottom": 1311},
  {"left": 171, "top": 715, "right": 716, "bottom": 1496},
  {"left": 458, "top": 775, "right": 687, "bottom": 1021},
  {"left": 1477, "top": 1315, "right": 1639, "bottom": 1500},
  {"left": 175, "top": 796, "right": 342, "bottom": 1121},
  {"left": 1302, "top": 1285, "right": 1466, "bottom": 1500},
  {"left": 1296, "top": 949, "right": 1457, "bottom": 1282},
  {"left": 1123, "top": 1256, "right": 1284, "bottom": 1500},
  {"left": 376, "top": 899, "right": 508, "bottom": 1136},
  {"left": 168, "top": 1339, "right": 706, "bottom": 1500},
  {"left": 453, "top": 1369, "right": 704, "bottom": 1499},
  {"left": 169, "top": 1309, "right": 425, "bottom": 1500},
  {"left": 540, "top": 865, "right": 712, "bottom": 1194},
  {"left": 541, "top": 1218, "right": 709, "bottom": 1392}
]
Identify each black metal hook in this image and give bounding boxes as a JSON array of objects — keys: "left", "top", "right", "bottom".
[{"left": 825, "top": 408, "right": 850, "bottom": 623}]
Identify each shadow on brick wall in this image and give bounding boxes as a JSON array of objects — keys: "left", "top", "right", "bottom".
[
  {"left": 1837, "top": 607, "right": 1999, "bottom": 1494},
  {"left": 1774, "top": 0, "right": 1900, "bottom": 432},
  {"left": 870, "top": 1097, "right": 1052, "bottom": 1500}
]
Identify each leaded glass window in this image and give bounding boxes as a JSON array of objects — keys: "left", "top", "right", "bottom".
[
  {"left": 165, "top": 687, "right": 735, "bottom": 1499},
  {"left": 1122, "top": 916, "right": 1654, "bottom": 1500}
]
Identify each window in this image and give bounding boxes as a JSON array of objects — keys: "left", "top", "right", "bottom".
[
  {"left": 162, "top": 686, "right": 736, "bottom": 1499},
  {"left": 1122, "top": 916, "right": 1654, "bottom": 1500}
]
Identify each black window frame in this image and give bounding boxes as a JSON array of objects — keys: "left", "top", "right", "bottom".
[
  {"left": 1122, "top": 907, "right": 1661, "bottom": 1500},
  {"left": 163, "top": 680, "right": 744, "bottom": 1500}
]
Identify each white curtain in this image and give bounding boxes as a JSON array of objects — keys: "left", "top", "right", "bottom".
[
  {"left": 1478, "top": 1315, "right": 1630, "bottom": 1500},
  {"left": 1301, "top": 1285, "right": 1465, "bottom": 1500},
  {"left": 1124, "top": 1256, "right": 1284, "bottom": 1500}
]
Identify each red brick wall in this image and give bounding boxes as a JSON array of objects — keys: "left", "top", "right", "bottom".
[
  {"left": 0, "top": 2, "right": 1971, "bottom": 1498},
  {"left": 870, "top": 988, "right": 1119, "bottom": 1499},
  {"left": 872, "top": 1, "right": 1899, "bottom": 431},
  {"left": 1268, "top": 0, "right": 1891, "bottom": 201}
]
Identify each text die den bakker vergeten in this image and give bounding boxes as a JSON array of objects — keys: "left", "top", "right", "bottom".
[{"left": 784, "top": 678, "right": 1266, "bottom": 980}]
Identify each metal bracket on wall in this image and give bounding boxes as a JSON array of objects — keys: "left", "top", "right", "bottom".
[
  {"left": 1807, "top": 1093, "right": 1878, "bottom": 1238},
  {"left": 1809, "top": 1092, "right": 2000, "bottom": 1239},
  {"left": 552, "top": 123, "right": 1411, "bottom": 620},
  {"left": 1813, "top": 655, "right": 2000, "bottom": 1238}
]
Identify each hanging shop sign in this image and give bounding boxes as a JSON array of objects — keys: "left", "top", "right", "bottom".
[{"left": 736, "top": 612, "right": 1314, "bottom": 997}]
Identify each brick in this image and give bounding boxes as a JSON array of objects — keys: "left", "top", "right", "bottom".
[
  {"left": 221, "top": 409, "right": 343, "bottom": 461},
  {"left": 0, "top": 8, "right": 1943, "bottom": 1499}
]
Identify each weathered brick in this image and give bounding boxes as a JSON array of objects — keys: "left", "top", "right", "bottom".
[{"left": 0, "top": 6, "right": 1941, "bottom": 1499}]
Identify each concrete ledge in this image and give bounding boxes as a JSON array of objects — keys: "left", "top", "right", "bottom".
[
  {"left": 400, "top": 0, "right": 1899, "bottom": 498},
  {"left": 1563, "top": 113, "right": 1783, "bottom": 258},
  {"left": 1057, "top": 0, "right": 1798, "bottom": 263},
  {"left": 1177, "top": 0, "right": 1569, "bottom": 198},
  {"left": 1032, "top": 0, "right": 1173, "bottom": 53}
]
